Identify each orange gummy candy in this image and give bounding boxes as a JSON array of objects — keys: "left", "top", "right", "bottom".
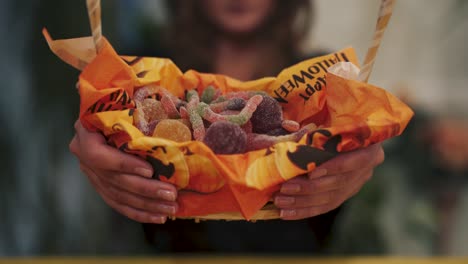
[{"left": 152, "top": 119, "right": 192, "bottom": 142}]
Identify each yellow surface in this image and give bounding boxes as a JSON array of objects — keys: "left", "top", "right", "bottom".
[{"left": 0, "top": 257, "right": 467, "bottom": 264}]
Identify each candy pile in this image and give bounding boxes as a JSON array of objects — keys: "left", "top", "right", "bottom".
[{"left": 133, "top": 85, "right": 317, "bottom": 154}]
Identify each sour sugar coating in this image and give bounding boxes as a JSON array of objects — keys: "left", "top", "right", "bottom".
[
  {"left": 246, "top": 133, "right": 293, "bottom": 151},
  {"left": 175, "top": 118, "right": 192, "bottom": 129},
  {"left": 186, "top": 89, "right": 200, "bottom": 102},
  {"left": 226, "top": 98, "right": 246, "bottom": 111},
  {"left": 147, "top": 120, "right": 159, "bottom": 135},
  {"left": 133, "top": 85, "right": 160, "bottom": 103},
  {"left": 198, "top": 95, "right": 263, "bottom": 126},
  {"left": 153, "top": 119, "right": 192, "bottom": 142},
  {"left": 281, "top": 119, "right": 300, "bottom": 132},
  {"left": 227, "top": 95, "right": 262, "bottom": 124},
  {"left": 161, "top": 93, "right": 181, "bottom": 119},
  {"left": 141, "top": 99, "right": 168, "bottom": 121},
  {"left": 209, "top": 98, "right": 246, "bottom": 113},
  {"left": 203, "top": 121, "right": 247, "bottom": 154},
  {"left": 210, "top": 95, "right": 227, "bottom": 104},
  {"left": 246, "top": 133, "right": 276, "bottom": 151},
  {"left": 220, "top": 110, "right": 252, "bottom": 133},
  {"left": 133, "top": 107, "right": 152, "bottom": 136},
  {"left": 186, "top": 90, "right": 205, "bottom": 140},
  {"left": 224, "top": 90, "right": 268, "bottom": 100},
  {"left": 250, "top": 95, "right": 283, "bottom": 134},
  {"left": 179, "top": 106, "right": 189, "bottom": 119},
  {"left": 134, "top": 85, "right": 184, "bottom": 106},
  {"left": 246, "top": 123, "right": 318, "bottom": 151},
  {"left": 201, "top": 85, "right": 218, "bottom": 103},
  {"left": 160, "top": 87, "right": 185, "bottom": 107}
]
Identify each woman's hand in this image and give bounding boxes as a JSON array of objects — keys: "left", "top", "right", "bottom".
[
  {"left": 274, "top": 143, "right": 384, "bottom": 220},
  {"left": 69, "top": 120, "right": 178, "bottom": 224}
]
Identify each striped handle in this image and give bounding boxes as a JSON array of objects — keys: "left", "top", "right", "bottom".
[
  {"left": 358, "top": 0, "right": 396, "bottom": 83},
  {"left": 86, "top": 0, "right": 103, "bottom": 53}
]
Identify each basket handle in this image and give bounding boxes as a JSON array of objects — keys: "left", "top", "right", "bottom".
[
  {"left": 358, "top": 0, "right": 396, "bottom": 83},
  {"left": 86, "top": 0, "right": 103, "bottom": 53}
]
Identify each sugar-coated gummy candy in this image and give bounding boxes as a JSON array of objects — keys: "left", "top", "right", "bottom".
[
  {"left": 201, "top": 85, "right": 217, "bottom": 103},
  {"left": 250, "top": 95, "right": 283, "bottom": 133},
  {"left": 161, "top": 94, "right": 181, "bottom": 119},
  {"left": 226, "top": 98, "right": 246, "bottom": 111},
  {"left": 220, "top": 110, "right": 252, "bottom": 133},
  {"left": 141, "top": 99, "right": 168, "bottom": 121},
  {"left": 203, "top": 121, "right": 247, "bottom": 154},
  {"left": 281, "top": 119, "right": 300, "bottom": 132},
  {"left": 153, "top": 119, "right": 192, "bottom": 142}
]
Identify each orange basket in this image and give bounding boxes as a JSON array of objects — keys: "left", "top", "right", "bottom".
[{"left": 44, "top": 0, "right": 412, "bottom": 221}]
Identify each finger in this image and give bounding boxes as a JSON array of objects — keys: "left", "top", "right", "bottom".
[
  {"left": 309, "top": 143, "right": 384, "bottom": 177},
  {"left": 100, "top": 171, "right": 177, "bottom": 202},
  {"left": 75, "top": 120, "right": 154, "bottom": 178},
  {"left": 106, "top": 184, "right": 178, "bottom": 215},
  {"left": 276, "top": 168, "right": 374, "bottom": 210},
  {"left": 275, "top": 191, "right": 334, "bottom": 209},
  {"left": 280, "top": 166, "right": 370, "bottom": 195},
  {"left": 102, "top": 194, "right": 168, "bottom": 224},
  {"left": 80, "top": 164, "right": 167, "bottom": 224},
  {"left": 280, "top": 202, "right": 340, "bottom": 220}
]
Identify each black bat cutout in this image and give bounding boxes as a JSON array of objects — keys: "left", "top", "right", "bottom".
[
  {"left": 146, "top": 155, "right": 175, "bottom": 180},
  {"left": 287, "top": 145, "right": 336, "bottom": 171}
]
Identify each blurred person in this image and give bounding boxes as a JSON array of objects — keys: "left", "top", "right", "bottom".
[
  {"left": 425, "top": 119, "right": 468, "bottom": 172},
  {"left": 69, "top": 0, "right": 384, "bottom": 253}
]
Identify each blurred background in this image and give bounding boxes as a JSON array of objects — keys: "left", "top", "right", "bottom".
[{"left": 1, "top": 0, "right": 467, "bottom": 256}]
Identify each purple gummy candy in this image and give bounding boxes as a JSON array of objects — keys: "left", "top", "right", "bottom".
[
  {"left": 250, "top": 95, "right": 283, "bottom": 134},
  {"left": 203, "top": 121, "right": 247, "bottom": 154},
  {"left": 226, "top": 98, "right": 246, "bottom": 111}
]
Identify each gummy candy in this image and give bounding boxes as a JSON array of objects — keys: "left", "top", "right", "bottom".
[
  {"left": 134, "top": 86, "right": 314, "bottom": 154},
  {"left": 250, "top": 95, "right": 283, "bottom": 134},
  {"left": 220, "top": 110, "right": 252, "bottom": 133},
  {"left": 224, "top": 91, "right": 268, "bottom": 100},
  {"left": 198, "top": 95, "right": 263, "bottom": 126},
  {"left": 133, "top": 85, "right": 159, "bottom": 103},
  {"left": 152, "top": 119, "right": 192, "bottom": 142},
  {"left": 186, "top": 90, "right": 205, "bottom": 140},
  {"left": 179, "top": 106, "right": 189, "bottom": 119},
  {"left": 203, "top": 121, "right": 247, "bottom": 154},
  {"left": 281, "top": 119, "right": 300, "bottom": 132},
  {"left": 141, "top": 99, "right": 168, "bottom": 121},
  {"left": 246, "top": 123, "right": 317, "bottom": 151},
  {"left": 201, "top": 85, "right": 219, "bottom": 104},
  {"left": 133, "top": 108, "right": 152, "bottom": 136},
  {"left": 161, "top": 93, "right": 181, "bottom": 119},
  {"left": 209, "top": 98, "right": 246, "bottom": 113}
]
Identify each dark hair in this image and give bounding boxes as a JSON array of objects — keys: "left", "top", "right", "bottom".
[{"left": 162, "top": 0, "right": 313, "bottom": 78}]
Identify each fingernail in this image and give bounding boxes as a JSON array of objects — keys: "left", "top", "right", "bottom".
[
  {"left": 275, "top": 196, "right": 295, "bottom": 206},
  {"left": 151, "top": 216, "right": 166, "bottom": 224},
  {"left": 158, "top": 190, "right": 176, "bottom": 201},
  {"left": 308, "top": 168, "right": 327, "bottom": 179},
  {"left": 135, "top": 167, "right": 153, "bottom": 178},
  {"left": 281, "top": 183, "right": 301, "bottom": 194},
  {"left": 161, "top": 205, "right": 177, "bottom": 215},
  {"left": 280, "top": 209, "right": 296, "bottom": 218}
]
